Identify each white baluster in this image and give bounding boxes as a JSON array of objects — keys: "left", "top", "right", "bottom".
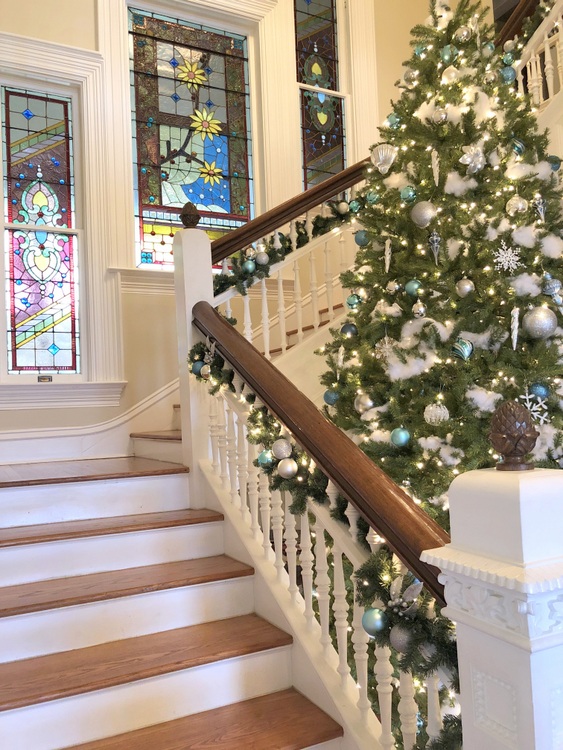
[
  {"left": 258, "top": 471, "right": 272, "bottom": 556},
  {"left": 556, "top": 19, "right": 563, "bottom": 95},
  {"left": 374, "top": 645, "right": 396, "bottom": 750},
  {"left": 326, "top": 480, "right": 339, "bottom": 510},
  {"left": 345, "top": 501, "right": 360, "bottom": 542},
  {"left": 273, "top": 230, "right": 282, "bottom": 252},
  {"left": 243, "top": 293, "right": 253, "bottom": 342},
  {"left": 236, "top": 414, "right": 248, "bottom": 516},
  {"left": 544, "top": 32, "right": 555, "bottom": 100},
  {"left": 208, "top": 396, "right": 220, "bottom": 474},
  {"left": 217, "top": 397, "right": 229, "bottom": 490},
  {"left": 332, "top": 545, "right": 351, "bottom": 683},
  {"left": 398, "top": 671, "right": 418, "bottom": 750},
  {"left": 284, "top": 493, "right": 299, "bottom": 602},
  {"left": 309, "top": 249, "right": 320, "bottom": 330},
  {"left": 225, "top": 404, "right": 239, "bottom": 508},
  {"left": 247, "top": 443, "right": 260, "bottom": 537},
  {"left": 339, "top": 232, "right": 347, "bottom": 275},
  {"left": 293, "top": 259, "right": 304, "bottom": 344},
  {"left": 300, "top": 511, "right": 315, "bottom": 628},
  {"left": 324, "top": 240, "right": 334, "bottom": 321},
  {"left": 289, "top": 220, "right": 298, "bottom": 252},
  {"left": 221, "top": 258, "right": 229, "bottom": 276},
  {"left": 224, "top": 296, "right": 232, "bottom": 320},
  {"left": 531, "top": 53, "right": 542, "bottom": 106},
  {"left": 305, "top": 210, "right": 314, "bottom": 241},
  {"left": 277, "top": 270, "right": 287, "bottom": 354},
  {"left": 352, "top": 579, "right": 371, "bottom": 719},
  {"left": 271, "top": 489, "right": 285, "bottom": 580},
  {"left": 517, "top": 66, "right": 525, "bottom": 97},
  {"left": 367, "top": 527, "right": 385, "bottom": 553},
  {"left": 260, "top": 277, "right": 271, "bottom": 360},
  {"left": 313, "top": 517, "right": 331, "bottom": 651},
  {"left": 426, "top": 672, "right": 443, "bottom": 740}
]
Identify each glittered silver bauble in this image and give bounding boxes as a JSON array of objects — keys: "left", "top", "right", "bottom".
[
  {"left": 272, "top": 438, "right": 292, "bottom": 459},
  {"left": 200, "top": 364, "right": 211, "bottom": 380},
  {"left": 441, "top": 65, "right": 459, "bottom": 84},
  {"left": 432, "top": 107, "right": 448, "bottom": 125},
  {"left": 354, "top": 393, "right": 374, "bottom": 414},
  {"left": 255, "top": 251, "right": 269, "bottom": 265},
  {"left": 424, "top": 402, "right": 450, "bottom": 425},
  {"left": 454, "top": 25, "right": 472, "bottom": 43},
  {"left": 277, "top": 458, "right": 298, "bottom": 479},
  {"left": 403, "top": 68, "right": 418, "bottom": 87},
  {"left": 522, "top": 306, "right": 558, "bottom": 339},
  {"left": 506, "top": 195, "right": 528, "bottom": 216},
  {"left": 455, "top": 278, "right": 475, "bottom": 297},
  {"left": 411, "top": 201, "right": 437, "bottom": 228},
  {"left": 412, "top": 300, "right": 427, "bottom": 318},
  {"left": 336, "top": 201, "right": 349, "bottom": 215},
  {"left": 389, "top": 624, "right": 412, "bottom": 653},
  {"left": 386, "top": 280, "right": 402, "bottom": 293}
]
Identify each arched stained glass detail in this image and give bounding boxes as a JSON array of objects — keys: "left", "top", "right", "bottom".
[
  {"left": 129, "top": 9, "right": 254, "bottom": 267},
  {"left": 1, "top": 88, "right": 79, "bottom": 374}
]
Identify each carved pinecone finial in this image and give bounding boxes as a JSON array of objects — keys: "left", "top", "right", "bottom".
[
  {"left": 180, "top": 201, "right": 201, "bottom": 228},
  {"left": 489, "top": 400, "right": 539, "bottom": 471}
]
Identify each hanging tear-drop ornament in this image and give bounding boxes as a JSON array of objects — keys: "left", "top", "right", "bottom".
[
  {"left": 384, "top": 238, "right": 392, "bottom": 272},
  {"left": 532, "top": 196, "right": 547, "bottom": 223},
  {"left": 337, "top": 346, "right": 345, "bottom": 371},
  {"left": 431, "top": 149, "right": 440, "bottom": 187},
  {"left": 428, "top": 231, "right": 441, "bottom": 265},
  {"left": 511, "top": 307, "right": 519, "bottom": 350}
]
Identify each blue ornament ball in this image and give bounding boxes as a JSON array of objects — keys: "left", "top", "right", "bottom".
[
  {"left": 512, "top": 137, "right": 526, "bottom": 155},
  {"left": 502, "top": 51, "right": 515, "bottom": 65},
  {"left": 242, "top": 259, "right": 256, "bottom": 274},
  {"left": 391, "top": 427, "right": 411, "bottom": 447},
  {"left": 257, "top": 450, "right": 274, "bottom": 468},
  {"left": 501, "top": 66, "right": 517, "bottom": 84},
  {"left": 340, "top": 323, "right": 358, "bottom": 337},
  {"left": 529, "top": 382, "right": 550, "bottom": 399},
  {"left": 404, "top": 279, "right": 422, "bottom": 297},
  {"left": 354, "top": 230, "right": 370, "bottom": 247},
  {"left": 451, "top": 337, "right": 474, "bottom": 361},
  {"left": 400, "top": 186, "right": 417, "bottom": 204},
  {"left": 362, "top": 607, "right": 388, "bottom": 636},
  {"left": 346, "top": 293, "right": 362, "bottom": 309},
  {"left": 365, "top": 191, "right": 380, "bottom": 205},
  {"left": 387, "top": 112, "right": 401, "bottom": 130},
  {"left": 414, "top": 44, "right": 426, "bottom": 58},
  {"left": 548, "top": 155, "right": 562, "bottom": 171},
  {"left": 440, "top": 44, "right": 459, "bottom": 64},
  {"left": 191, "top": 360, "right": 205, "bottom": 376},
  {"left": 349, "top": 199, "right": 362, "bottom": 213},
  {"left": 323, "top": 390, "right": 340, "bottom": 406}
]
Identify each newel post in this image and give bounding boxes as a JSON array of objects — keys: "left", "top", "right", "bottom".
[
  {"left": 173, "top": 204, "right": 214, "bottom": 500},
  {"left": 422, "top": 401, "right": 563, "bottom": 749}
]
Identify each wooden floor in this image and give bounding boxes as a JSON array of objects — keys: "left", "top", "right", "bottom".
[
  {"left": 66, "top": 689, "right": 343, "bottom": 749},
  {"left": 0, "top": 456, "right": 188, "bottom": 488}
]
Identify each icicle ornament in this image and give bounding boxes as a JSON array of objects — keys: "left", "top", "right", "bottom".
[
  {"left": 511, "top": 307, "right": 519, "bottom": 350},
  {"left": 431, "top": 149, "right": 440, "bottom": 186},
  {"left": 384, "top": 238, "right": 392, "bottom": 272}
]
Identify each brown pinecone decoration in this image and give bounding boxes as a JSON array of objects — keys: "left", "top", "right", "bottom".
[
  {"left": 180, "top": 201, "right": 201, "bottom": 228},
  {"left": 489, "top": 400, "right": 539, "bottom": 471}
]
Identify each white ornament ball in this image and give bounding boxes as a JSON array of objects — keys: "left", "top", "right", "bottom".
[
  {"left": 389, "top": 624, "right": 412, "bottom": 653},
  {"left": 455, "top": 278, "right": 475, "bottom": 297},
  {"left": 354, "top": 393, "right": 374, "bottom": 414},
  {"left": 412, "top": 300, "right": 427, "bottom": 318},
  {"left": 277, "top": 457, "right": 298, "bottom": 479},
  {"left": 522, "top": 306, "right": 558, "bottom": 339},
  {"left": 411, "top": 201, "right": 437, "bottom": 228},
  {"left": 441, "top": 65, "right": 459, "bottom": 84},
  {"left": 255, "top": 251, "right": 269, "bottom": 266},
  {"left": 272, "top": 438, "right": 292, "bottom": 459},
  {"left": 336, "top": 201, "right": 349, "bottom": 215},
  {"left": 424, "top": 402, "right": 450, "bottom": 425}
]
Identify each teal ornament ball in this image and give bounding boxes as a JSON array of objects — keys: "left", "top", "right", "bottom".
[
  {"left": 440, "top": 44, "right": 459, "bottom": 64},
  {"left": 346, "top": 293, "right": 362, "bottom": 309},
  {"left": 242, "top": 259, "right": 256, "bottom": 274},
  {"left": 503, "top": 51, "right": 515, "bottom": 65},
  {"left": 257, "top": 449, "right": 274, "bottom": 468},
  {"left": 191, "top": 360, "right": 205, "bottom": 376},
  {"left": 354, "top": 230, "right": 370, "bottom": 246},
  {"left": 362, "top": 607, "right": 388, "bottom": 636},
  {"left": 400, "top": 186, "right": 417, "bottom": 204},
  {"left": 530, "top": 382, "right": 550, "bottom": 399},
  {"left": 387, "top": 112, "right": 401, "bottom": 130},
  {"left": 366, "top": 191, "right": 380, "bottom": 205},
  {"left": 414, "top": 44, "right": 426, "bottom": 58},
  {"left": 323, "top": 389, "right": 340, "bottom": 406},
  {"left": 501, "top": 66, "right": 517, "bottom": 84},
  {"left": 349, "top": 199, "right": 362, "bottom": 213},
  {"left": 548, "top": 155, "right": 562, "bottom": 171},
  {"left": 452, "top": 337, "right": 474, "bottom": 360},
  {"left": 391, "top": 427, "right": 411, "bottom": 447},
  {"left": 405, "top": 279, "right": 422, "bottom": 297},
  {"left": 340, "top": 323, "right": 358, "bottom": 337},
  {"left": 482, "top": 41, "right": 495, "bottom": 57},
  {"left": 511, "top": 138, "right": 526, "bottom": 155}
]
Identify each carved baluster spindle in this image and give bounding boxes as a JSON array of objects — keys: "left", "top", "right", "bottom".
[
  {"left": 225, "top": 404, "right": 239, "bottom": 508},
  {"left": 208, "top": 395, "right": 220, "bottom": 474},
  {"left": 289, "top": 221, "right": 298, "bottom": 254},
  {"left": 236, "top": 414, "right": 248, "bottom": 516},
  {"left": 277, "top": 270, "right": 287, "bottom": 354},
  {"left": 221, "top": 258, "right": 229, "bottom": 276},
  {"left": 242, "top": 293, "right": 253, "bottom": 343},
  {"left": 260, "top": 277, "right": 271, "bottom": 360},
  {"left": 273, "top": 229, "right": 283, "bottom": 253},
  {"left": 284, "top": 492, "right": 299, "bottom": 602},
  {"left": 345, "top": 501, "right": 360, "bottom": 542},
  {"left": 531, "top": 54, "right": 542, "bottom": 106},
  {"left": 300, "top": 511, "right": 315, "bottom": 628},
  {"left": 244, "top": 441, "right": 258, "bottom": 527},
  {"left": 544, "top": 31, "right": 555, "bottom": 100},
  {"left": 293, "top": 259, "right": 304, "bottom": 344},
  {"left": 324, "top": 240, "right": 334, "bottom": 321},
  {"left": 426, "top": 672, "right": 443, "bottom": 740},
  {"left": 270, "top": 489, "right": 285, "bottom": 579},
  {"left": 367, "top": 527, "right": 384, "bottom": 554},
  {"left": 351, "top": 579, "right": 371, "bottom": 719},
  {"left": 216, "top": 396, "right": 229, "bottom": 490},
  {"left": 309, "top": 249, "right": 320, "bottom": 330},
  {"left": 305, "top": 210, "right": 314, "bottom": 241},
  {"left": 517, "top": 66, "right": 525, "bottom": 97},
  {"left": 339, "top": 232, "right": 347, "bottom": 275},
  {"left": 258, "top": 470, "right": 272, "bottom": 557},
  {"left": 326, "top": 480, "right": 339, "bottom": 510},
  {"left": 313, "top": 517, "right": 331, "bottom": 650},
  {"left": 374, "top": 645, "right": 396, "bottom": 750},
  {"left": 332, "top": 544, "right": 351, "bottom": 682},
  {"left": 557, "top": 18, "right": 563, "bottom": 94},
  {"left": 398, "top": 671, "right": 418, "bottom": 750}
]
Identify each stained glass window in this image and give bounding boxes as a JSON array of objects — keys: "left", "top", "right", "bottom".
[
  {"left": 1, "top": 88, "right": 79, "bottom": 374},
  {"left": 129, "top": 9, "right": 253, "bottom": 267},
  {"left": 295, "top": 0, "right": 345, "bottom": 189}
]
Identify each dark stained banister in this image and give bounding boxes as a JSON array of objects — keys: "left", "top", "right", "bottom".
[
  {"left": 495, "top": 0, "right": 540, "bottom": 48},
  {"left": 210, "top": 158, "right": 370, "bottom": 266},
  {"left": 192, "top": 301, "right": 450, "bottom": 606}
]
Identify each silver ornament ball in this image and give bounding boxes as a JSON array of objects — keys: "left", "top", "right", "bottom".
[
  {"left": 522, "top": 307, "right": 558, "bottom": 339},
  {"left": 441, "top": 65, "right": 459, "bottom": 84},
  {"left": 336, "top": 201, "right": 349, "bottom": 215},
  {"left": 432, "top": 107, "right": 448, "bottom": 125},
  {"left": 403, "top": 68, "right": 418, "bottom": 87},
  {"left": 455, "top": 278, "right": 475, "bottom": 297},
  {"left": 272, "top": 438, "right": 293, "bottom": 459},
  {"left": 386, "top": 280, "right": 402, "bottom": 293},
  {"left": 255, "top": 251, "right": 270, "bottom": 266},
  {"left": 354, "top": 393, "right": 374, "bottom": 414},
  {"left": 411, "top": 201, "right": 437, "bottom": 228},
  {"left": 277, "top": 458, "right": 299, "bottom": 479},
  {"left": 200, "top": 364, "right": 211, "bottom": 380},
  {"left": 424, "top": 402, "right": 450, "bottom": 425},
  {"left": 412, "top": 300, "right": 427, "bottom": 318},
  {"left": 389, "top": 624, "right": 412, "bottom": 653},
  {"left": 506, "top": 195, "right": 528, "bottom": 217},
  {"left": 454, "top": 25, "right": 472, "bottom": 43}
]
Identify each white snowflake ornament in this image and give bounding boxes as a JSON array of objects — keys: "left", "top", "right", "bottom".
[
  {"left": 493, "top": 240, "right": 523, "bottom": 273},
  {"left": 374, "top": 336, "right": 395, "bottom": 361},
  {"left": 519, "top": 387, "right": 551, "bottom": 425},
  {"left": 459, "top": 143, "right": 486, "bottom": 174}
]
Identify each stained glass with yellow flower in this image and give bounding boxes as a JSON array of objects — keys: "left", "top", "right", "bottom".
[
  {"left": 199, "top": 160, "right": 223, "bottom": 187},
  {"left": 189, "top": 108, "right": 222, "bottom": 141},
  {"left": 177, "top": 61, "right": 207, "bottom": 92}
]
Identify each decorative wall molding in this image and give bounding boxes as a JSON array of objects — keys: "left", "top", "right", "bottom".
[
  {"left": 0, "top": 382, "right": 126, "bottom": 410},
  {"left": 472, "top": 669, "right": 518, "bottom": 746},
  {"left": 110, "top": 267, "right": 175, "bottom": 296}
]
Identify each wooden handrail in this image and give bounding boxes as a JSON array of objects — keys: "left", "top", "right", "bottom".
[
  {"left": 193, "top": 301, "right": 449, "bottom": 605},
  {"left": 210, "top": 158, "right": 370, "bottom": 265},
  {"left": 496, "top": 0, "right": 540, "bottom": 47}
]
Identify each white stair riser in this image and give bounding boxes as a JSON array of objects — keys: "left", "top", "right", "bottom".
[
  {"left": 0, "top": 577, "right": 254, "bottom": 662},
  {"left": 0, "top": 474, "right": 189, "bottom": 527},
  {"left": 0, "top": 523, "right": 223, "bottom": 585},
  {"left": 0, "top": 647, "right": 292, "bottom": 749},
  {"left": 132, "top": 437, "right": 183, "bottom": 463}
]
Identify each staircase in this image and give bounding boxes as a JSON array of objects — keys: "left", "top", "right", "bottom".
[{"left": 0, "top": 456, "right": 343, "bottom": 749}]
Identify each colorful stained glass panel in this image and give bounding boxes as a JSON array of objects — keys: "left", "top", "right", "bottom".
[
  {"left": 300, "top": 90, "right": 345, "bottom": 188},
  {"left": 295, "top": 0, "right": 338, "bottom": 90},
  {"left": 2, "top": 88, "right": 79, "bottom": 374}
]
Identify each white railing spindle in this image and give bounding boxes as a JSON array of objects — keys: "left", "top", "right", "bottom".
[
  {"left": 271, "top": 489, "right": 285, "bottom": 579},
  {"left": 332, "top": 544, "right": 351, "bottom": 684},
  {"left": 313, "top": 518, "right": 332, "bottom": 652},
  {"left": 324, "top": 240, "right": 334, "bottom": 321},
  {"left": 208, "top": 395, "right": 220, "bottom": 474},
  {"left": 277, "top": 270, "right": 287, "bottom": 354},
  {"left": 217, "top": 397, "right": 229, "bottom": 490},
  {"left": 398, "top": 671, "right": 418, "bottom": 750},
  {"left": 236, "top": 412, "right": 248, "bottom": 516},
  {"left": 309, "top": 248, "right": 320, "bottom": 330},
  {"left": 352, "top": 580, "right": 371, "bottom": 718},
  {"left": 544, "top": 32, "right": 555, "bottom": 99},
  {"left": 258, "top": 470, "right": 272, "bottom": 556},
  {"left": 260, "top": 277, "right": 271, "bottom": 359},
  {"left": 284, "top": 492, "right": 299, "bottom": 603},
  {"left": 242, "top": 293, "right": 253, "bottom": 343},
  {"left": 300, "top": 511, "right": 315, "bottom": 629},
  {"left": 225, "top": 404, "right": 239, "bottom": 508},
  {"left": 293, "top": 259, "right": 304, "bottom": 344},
  {"left": 426, "top": 672, "right": 443, "bottom": 740},
  {"left": 374, "top": 645, "right": 396, "bottom": 750}
]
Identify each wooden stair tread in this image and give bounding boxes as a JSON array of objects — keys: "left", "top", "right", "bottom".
[
  {"left": 0, "top": 456, "right": 188, "bottom": 489},
  {"left": 66, "top": 688, "right": 343, "bottom": 749},
  {"left": 0, "top": 614, "right": 292, "bottom": 711},
  {"left": 0, "top": 509, "right": 223, "bottom": 548},
  {"left": 130, "top": 430, "right": 182, "bottom": 441},
  {"left": 0, "top": 555, "right": 253, "bottom": 618}
]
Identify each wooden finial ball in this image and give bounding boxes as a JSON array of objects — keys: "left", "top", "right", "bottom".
[
  {"left": 180, "top": 202, "right": 201, "bottom": 228},
  {"left": 489, "top": 400, "right": 539, "bottom": 471}
]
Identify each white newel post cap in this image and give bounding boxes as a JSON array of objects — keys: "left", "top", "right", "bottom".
[{"left": 421, "top": 467, "right": 563, "bottom": 749}]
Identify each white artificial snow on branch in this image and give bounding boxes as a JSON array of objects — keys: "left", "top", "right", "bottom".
[
  {"left": 444, "top": 171, "right": 478, "bottom": 196},
  {"left": 383, "top": 172, "right": 410, "bottom": 189},
  {"left": 466, "top": 386, "right": 503, "bottom": 412},
  {"left": 509, "top": 273, "right": 542, "bottom": 297},
  {"left": 447, "top": 238, "right": 462, "bottom": 260},
  {"left": 511, "top": 225, "right": 537, "bottom": 248},
  {"left": 372, "top": 300, "right": 402, "bottom": 318},
  {"left": 541, "top": 234, "right": 563, "bottom": 259}
]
